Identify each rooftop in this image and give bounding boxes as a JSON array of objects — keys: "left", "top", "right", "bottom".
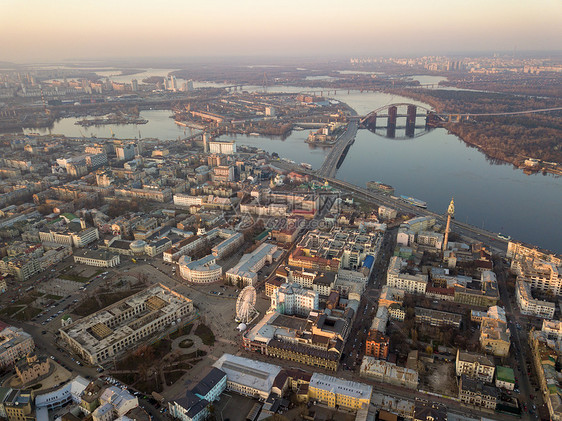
[
  {"left": 60, "top": 284, "right": 192, "bottom": 358},
  {"left": 457, "top": 350, "right": 494, "bottom": 367},
  {"left": 496, "top": 366, "right": 515, "bottom": 383},
  {"left": 213, "top": 354, "right": 281, "bottom": 394},
  {"left": 310, "top": 372, "right": 372, "bottom": 401}
]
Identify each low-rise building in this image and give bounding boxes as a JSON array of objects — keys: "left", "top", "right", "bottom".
[
  {"left": 312, "top": 273, "right": 336, "bottom": 296},
  {"left": 178, "top": 255, "right": 222, "bottom": 284},
  {"left": 0, "top": 325, "right": 35, "bottom": 367},
  {"left": 459, "top": 374, "right": 497, "bottom": 410},
  {"left": 169, "top": 368, "right": 227, "bottom": 421},
  {"left": 388, "top": 303, "right": 405, "bottom": 321},
  {"left": 378, "top": 206, "right": 397, "bottom": 220},
  {"left": 0, "top": 254, "right": 41, "bottom": 281},
  {"left": 173, "top": 194, "right": 203, "bottom": 207},
  {"left": 40, "top": 224, "right": 99, "bottom": 248},
  {"left": 59, "top": 284, "right": 193, "bottom": 365},
  {"left": 145, "top": 238, "right": 172, "bottom": 257},
  {"left": 213, "top": 354, "right": 281, "bottom": 400},
  {"left": 242, "top": 310, "right": 350, "bottom": 372},
  {"left": 453, "top": 271, "right": 500, "bottom": 307},
  {"left": 16, "top": 353, "right": 50, "bottom": 385},
  {"left": 542, "top": 319, "right": 562, "bottom": 341},
  {"left": 529, "top": 330, "right": 562, "bottom": 421},
  {"left": 479, "top": 306, "right": 511, "bottom": 357},
  {"left": 387, "top": 256, "right": 427, "bottom": 294},
  {"left": 73, "top": 249, "right": 120, "bottom": 268},
  {"left": 271, "top": 282, "right": 319, "bottom": 316},
  {"left": 413, "top": 401, "right": 447, "bottom": 421},
  {"left": 93, "top": 385, "right": 139, "bottom": 419},
  {"left": 34, "top": 375, "right": 90, "bottom": 411},
  {"left": 309, "top": 372, "right": 372, "bottom": 411},
  {"left": 360, "top": 356, "right": 418, "bottom": 390},
  {"left": 265, "top": 277, "right": 284, "bottom": 298},
  {"left": 415, "top": 307, "right": 462, "bottom": 329},
  {"left": 3, "top": 389, "right": 34, "bottom": 421},
  {"left": 495, "top": 366, "right": 515, "bottom": 390},
  {"left": 38, "top": 245, "right": 72, "bottom": 271},
  {"left": 455, "top": 350, "right": 495, "bottom": 383},
  {"left": 115, "top": 187, "right": 172, "bottom": 203},
  {"left": 226, "top": 243, "right": 278, "bottom": 286},
  {"left": 378, "top": 285, "right": 405, "bottom": 308}
]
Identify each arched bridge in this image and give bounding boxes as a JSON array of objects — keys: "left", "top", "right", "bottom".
[
  {"left": 359, "top": 103, "right": 562, "bottom": 126},
  {"left": 360, "top": 103, "right": 434, "bottom": 124},
  {"left": 359, "top": 103, "right": 441, "bottom": 138}
]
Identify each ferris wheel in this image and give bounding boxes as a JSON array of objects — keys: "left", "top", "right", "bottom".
[{"left": 236, "top": 286, "right": 257, "bottom": 324}]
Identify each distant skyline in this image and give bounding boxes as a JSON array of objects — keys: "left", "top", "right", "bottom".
[{"left": 2, "top": 0, "right": 561, "bottom": 62}]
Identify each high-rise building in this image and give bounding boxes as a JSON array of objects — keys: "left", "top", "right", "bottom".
[
  {"left": 209, "top": 140, "right": 236, "bottom": 155},
  {"left": 203, "top": 133, "right": 208, "bottom": 153},
  {"left": 115, "top": 143, "right": 136, "bottom": 161},
  {"left": 131, "top": 79, "right": 138, "bottom": 92}
]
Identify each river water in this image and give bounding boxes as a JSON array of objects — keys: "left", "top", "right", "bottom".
[{"left": 23, "top": 80, "right": 562, "bottom": 253}]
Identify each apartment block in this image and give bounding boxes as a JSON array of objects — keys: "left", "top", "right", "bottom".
[
  {"left": 516, "top": 279, "right": 556, "bottom": 319},
  {"left": 456, "top": 350, "right": 495, "bottom": 383}
]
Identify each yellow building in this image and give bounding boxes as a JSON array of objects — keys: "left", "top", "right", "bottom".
[
  {"left": 308, "top": 373, "right": 372, "bottom": 411},
  {"left": 480, "top": 307, "right": 511, "bottom": 357},
  {"left": 3, "top": 389, "right": 34, "bottom": 421},
  {"left": 16, "top": 353, "right": 50, "bottom": 385}
]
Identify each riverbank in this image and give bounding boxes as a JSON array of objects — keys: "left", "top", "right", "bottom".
[
  {"left": 387, "top": 87, "right": 562, "bottom": 176},
  {"left": 444, "top": 121, "right": 562, "bottom": 176}
]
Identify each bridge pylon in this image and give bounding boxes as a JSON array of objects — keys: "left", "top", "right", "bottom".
[
  {"left": 386, "top": 106, "right": 397, "bottom": 138},
  {"left": 406, "top": 105, "right": 416, "bottom": 137}
]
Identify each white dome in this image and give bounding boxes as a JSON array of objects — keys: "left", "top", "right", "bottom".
[{"left": 130, "top": 240, "right": 147, "bottom": 253}]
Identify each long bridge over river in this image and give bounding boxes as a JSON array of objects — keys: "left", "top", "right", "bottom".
[{"left": 316, "top": 103, "right": 562, "bottom": 177}]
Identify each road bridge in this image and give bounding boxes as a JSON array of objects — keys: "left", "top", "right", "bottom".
[
  {"left": 317, "top": 119, "right": 358, "bottom": 178},
  {"left": 442, "top": 106, "right": 562, "bottom": 120},
  {"left": 358, "top": 104, "right": 562, "bottom": 125}
]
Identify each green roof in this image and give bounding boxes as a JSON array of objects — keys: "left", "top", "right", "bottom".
[
  {"left": 61, "top": 213, "right": 78, "bottom": 221},
  {"left": 255, "top": 229, "right": 271, "bottom": 242},
  {"left": 496, "top": 366, "right": 515, "bottom": 383},
  {"left": 547, "top": 384, "right": 560, "bottom": 395}
]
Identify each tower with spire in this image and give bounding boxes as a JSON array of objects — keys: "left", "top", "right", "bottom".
[{"left": 443, "top": 197, "right": 455, "bottom": 252}]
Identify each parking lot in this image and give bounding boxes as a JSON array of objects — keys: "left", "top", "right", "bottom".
[{"left": 32, "top": 269, "right": 113, "bottom": 327}]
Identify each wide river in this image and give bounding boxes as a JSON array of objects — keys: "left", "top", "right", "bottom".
[{"left": 24, "top": 77, "right": 562, "bottom": 253}]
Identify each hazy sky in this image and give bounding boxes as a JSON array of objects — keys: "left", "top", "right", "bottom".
[{"left": 2, "top": 0, "right": 561, "bottom": 62}]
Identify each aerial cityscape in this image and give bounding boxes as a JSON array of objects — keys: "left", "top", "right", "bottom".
[{"left": 0, "top": 1, "right": 561, "bottom": 421}]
